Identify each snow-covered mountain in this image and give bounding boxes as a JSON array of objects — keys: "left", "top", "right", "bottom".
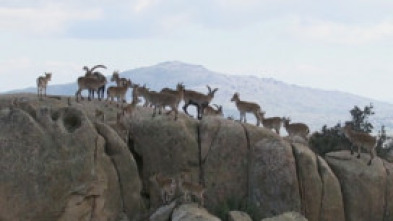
[{"left": 7, "top": 61, "right": 393, "bottom": 133}]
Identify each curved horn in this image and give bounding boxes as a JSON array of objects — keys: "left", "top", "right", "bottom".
[
  {"left": 206, "top": 85, "right": 211, "bottom": 93},
  {"left": 90, "top": 64, "right": 107, "bottom": 72}
]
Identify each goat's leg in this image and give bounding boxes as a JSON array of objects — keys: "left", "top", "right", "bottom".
[
  {"left": 357, "top": 145, "right": 361, "bottom": 159},
  {"left": 152, "top": 106, "right": 157, "bottom": 117},
  {"left": 174, "top": 108, "right": 178, "bottom": 120},
  {"left": 88, "top": 89, "right": 92, "bottom": 101},
  {"left": 75, "top": 89, "right": 82, "bottom": 102},
  {"left": 367, "top": 149, "right": 374, "bottom": 166},
  {"left": 182, "top": 102, "right": 193, "bottom": 117},
  {"left": 161, "top": 190, "right": 166, "bottom": 204},
  {"left": 196, "top": 105, "right": 202, "bottom": 120},
  {"left": 349, "top": 144, "right": 354, "bottom": 155}
]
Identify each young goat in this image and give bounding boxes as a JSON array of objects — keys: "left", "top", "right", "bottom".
[
  {"left": 95, "top": 109, "right": 105, "bottom": 122},
  {"left": 137, "top": 85, "right": 152, "bottom": 107},
  {"left": 75, "top": 75, "right": 107, "bottom": 102},
  {"left": 342, "top": 123, "right": 377, "bottom": 165},
  {"left": 230, "top": 92, "right": 263, "bottom": 126},
  {"left": 178, "top": 173, "right": 205, "bottom": 207},
  {"left": 122, "top": 85, "right": 141, "bottom": 116},
  {"left": 204, "top": 104, "right": 223, "bottom": 116},
  {"left": 183, "top": 85, "right": 218, "bottom": 120},
  {"left": 110, "top": 71, "right": 128, "bottom": 87},
  {"left": 36, "top": 72, "right": 52, "bottom": 99},
  {"left": 106, "top": 79, "right": 132, "bottom": 107},
  {"left": 260, "top": 111, "right": 282, "bottom": 134},
  {"left": 147, "top": 83, "right": 185, "bottom": 120},
  {"left": 151, "top": 173, "right": 177, "bottom": 204},
  {"left": 160, "top": 82, "right": 184, "bottom": 109},
  {"left": 282, "top": 117, "right": 309, "bottom": 140}
]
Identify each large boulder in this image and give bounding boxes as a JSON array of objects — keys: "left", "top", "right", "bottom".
[
  {"left": 130, "top": 108, "right": 200, "bottom": 208},
  {"left": 246, "top": 124, "right": 301, "bottom": 220},
  {"left": 291, "top": 143, "right": 345, "bottom": 221},
  {"left": 171, "top": 203, "right": 221, "bottom": 221},
  {"left": 291, "top": 143, "right": 322, "bottom": 221},
  {"left": 317, "top": 156, "right": 345, "bottom": 221},
  {"left": 95, "top": 122, "right": 143, "bottom": 219},
  {"left": 326, "top": 151, "right": 387, "bottom": 221},
  {"left": 200, "top": 117, "right": 249, "bottom": 210},
  {"left": 0, "top": 106, "right": 124, "bottom": 221}
]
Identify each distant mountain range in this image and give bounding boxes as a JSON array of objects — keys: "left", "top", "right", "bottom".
[{"left": 6, "top": 61, "right": 393, "bottom": 133}]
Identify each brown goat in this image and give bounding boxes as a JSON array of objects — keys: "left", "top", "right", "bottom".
[
  {"left": 183, "top": 85, "right": 218, "bottom": 120},
  {"left": 36, "top": 72, "right": 52, "bottom": 99}
]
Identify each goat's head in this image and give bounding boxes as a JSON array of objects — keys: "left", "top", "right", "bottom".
[
  {"left": 126, "top": 79, "right": 133, "bottom": 88},
  {"left": 282, "top": 117, "right": 291, "bottom": 125},
  {"left": 207, "top": 85, "right": 218, "bottom": 97},
  {"left": 176, "top": 82, "right": 185, "bottom": 91},
  {"left": 230, "top": 92, "right": 240, "bottom": 102},
  {"left": 213, "top": 104, "right": 224, "bottom": 116},
  {"left": 45, "top": 72, "right": 52, "bottom": 80},
  {"left": 111, "top": 71, "right": 120, "bottom": 81}
]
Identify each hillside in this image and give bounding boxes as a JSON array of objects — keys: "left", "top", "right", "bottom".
[{"left": 7, "top": 61, "right": 393, "bottom": 132}]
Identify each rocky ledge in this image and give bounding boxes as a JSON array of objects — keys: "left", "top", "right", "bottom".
[{"left": 0, "top": 94, "right": 392, "bottom": 221}]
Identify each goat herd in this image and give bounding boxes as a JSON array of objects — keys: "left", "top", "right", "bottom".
[{"left": 36, "top": 65, "right": 378, "bottom": 166}]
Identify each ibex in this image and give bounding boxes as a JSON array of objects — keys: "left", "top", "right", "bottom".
[
  {"left": 89, "top": 72, "right": 107, "bottom": 100},
  {"left": 230, "top": 92, "right": 263, "bottom": 126},
  {"left": 83, "top": 65, "right": 107, "bottom": 100},
  {"left": 150, "top": 173, "right": 177, "bottom": 204},
  {"left": 147, "top": 83, "right": 185, "bottom": 120},
  {"left": 122, "top": 84, "right": 141, "bottom": 116},
  {"left": 110, "top": 71, "right": 128, "bottom": 87},
  {"left": 204, "top": 104, "right": 223, "bottom": 116},
  {"left": 282, "top": 117, "right": 309, "bottom": 140},
  {"left": 260, "top": 111, "right": 282, "bottom": 134},
  {"left": 83, "top": 64, "right": 106, "bottom": 77},
  {"left": 95, "top": 109, "right": 105, "bottom": 122},
  {"left": 160, "top": 82, "right": 184, "bottom": 108},
  {"left": 137, "top": 85, "right": 152, "bottom": 107},
  {"left": 342, "top": 123, "right": 377, "bottom": 165},
  {"left": 183, "top": 85, "right": 218, "bottom": 120},
  {"left": 36, "top": 72, "right": 52, "bottom": 99},
  {"left": 75, "top": 75, "right": 107, "bottom": 102},
  {"left": 178, "top": 173, "right": 205, "bottom": 207},
  {"left": 106, "top": 79, "right": 132, "bottom": 106}
]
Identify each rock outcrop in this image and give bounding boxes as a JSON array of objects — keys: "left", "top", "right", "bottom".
[
  {"left": 292, "top": 143, "right": 345, "bottom": 221},
  {"left": 326, "top": 151, "right": 388, "bottom": 221},
  {"left": 1, "top": 94, "right": 393, "bottom": 221}
]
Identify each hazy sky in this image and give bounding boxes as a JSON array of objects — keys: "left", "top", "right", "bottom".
[{"left": 1, "top": 0, "right": 393, "bottom": 103}]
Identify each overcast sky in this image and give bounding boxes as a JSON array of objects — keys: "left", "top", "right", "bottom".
[{"left": 1, "top": 0, "right": 392, "bottom": 103}]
